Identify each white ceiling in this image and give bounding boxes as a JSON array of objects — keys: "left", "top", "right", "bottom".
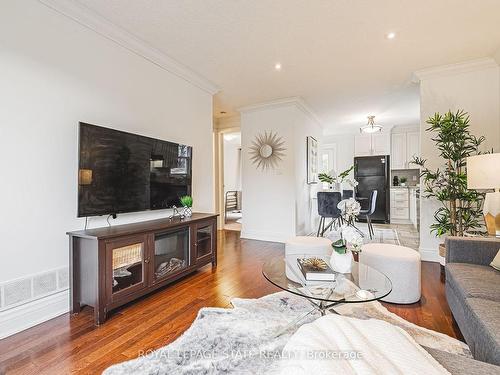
[{"left": 76, "top": 0, "right": 500, "bottom": 133}]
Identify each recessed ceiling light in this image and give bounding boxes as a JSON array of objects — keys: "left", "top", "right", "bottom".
[
  {"left": 386, "top": 32, "right": 396, "bottom": 40},
  {"left": 274, "top": 63, "right": 282, "bottom": 71}
]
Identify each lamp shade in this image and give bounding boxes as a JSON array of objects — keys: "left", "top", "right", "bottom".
[{"left": 467, "top": 153, "right": 500, "bottom": 189}]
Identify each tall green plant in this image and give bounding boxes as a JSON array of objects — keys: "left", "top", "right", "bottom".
[{"left": 412, "top": 110, "right": 485, "bottom": 237}]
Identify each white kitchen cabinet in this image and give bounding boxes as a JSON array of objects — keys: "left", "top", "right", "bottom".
[
  {"left": 391, "top": 133, "right": 407, "bottom": 169},
  {"left": 409, "top": 188, "right": 418, "bottom": 228},
  {"left": 390, "top": 130, "right": 420, "bottom": 169},
  {"left": 372, "top": 133, "right": 391, "bottom": 155},
  {"left": 390, "top": 188, "right": 410, "bottom": 222},
  {"left": 354, "top": 135, "right": 372, "bottom": 156},
  {"left": 406, "top": 132, "right": 420, "bottom": 167},
  {"left": 355, "top": 133, "right": 390, "bottom": 157}
]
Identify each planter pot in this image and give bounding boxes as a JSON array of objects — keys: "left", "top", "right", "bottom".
[
  {"left": 330, "top": 251, "right": 353, "bottom": 273},
  {"left": 183, "top": 207, "right": 193, "bottom": 217}
]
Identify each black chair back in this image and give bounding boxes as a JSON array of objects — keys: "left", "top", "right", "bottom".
[
  {"left": 368, "top": 190, "right": 378, "bottom": 215},
  {"left": 317, "top": 192, "right": 342, "bottom": 218},
  {"left": 342, "top": 190, "right": 353, "bottom": 200}
]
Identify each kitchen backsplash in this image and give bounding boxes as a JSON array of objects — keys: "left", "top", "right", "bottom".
[{"left": 391, "top": 169, "right": 419, "bottom": 186}]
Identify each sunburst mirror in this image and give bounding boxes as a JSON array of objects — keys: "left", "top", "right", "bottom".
[{"left": 249, "top": 131, "right": 286, "bottom": 170}]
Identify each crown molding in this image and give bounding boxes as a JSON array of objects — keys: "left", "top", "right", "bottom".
[
  {"left": 238, "top": 97, "right": 322, "bottom": 127},
  {"left": 412, "top": 57, "right": 499, "bottom": 83},
  {"left": 38, "top": 0, "right": 220, "bottom": 95}
]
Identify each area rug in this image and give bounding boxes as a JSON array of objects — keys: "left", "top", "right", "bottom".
[
  {"left": 103, "top": 292, "right": 470, "bottom": 375},
  {"left": 323, "top": 225, "right": 400, "bottom": 246}
]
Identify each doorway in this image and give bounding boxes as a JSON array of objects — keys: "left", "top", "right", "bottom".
[{"left": 221, "top": 132, "right": 242, "bottom": 231}]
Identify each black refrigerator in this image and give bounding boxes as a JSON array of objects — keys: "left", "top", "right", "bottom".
[{"left": 354, "top": 155, "right": 390, "bottom": 223}]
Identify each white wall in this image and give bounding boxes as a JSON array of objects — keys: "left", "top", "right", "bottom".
[
  {"left": 294, "top": 110, "right": 323, "bottom": 235},
  {"left": 322, "top": 134, "right": 356, "bottom": 176},
  {"left": 240, "top": 99, "right": 322, "bottom": 242},
  {"left": 0, "top": 1, "right": 214, "bottom": 335},
  {"left": 416, "top": 59, "right": 500, "bottom": 262}
]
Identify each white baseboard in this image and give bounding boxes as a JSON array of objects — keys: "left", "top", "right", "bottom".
[
  {"left": 419, "top": 246, "right": 443, "bottom": 263},
  {"left": 240, "top": 229, "right": 292, "bottom": 243},
  {"left": 0, "top": 290, "right": 69, "bottom": 339}
]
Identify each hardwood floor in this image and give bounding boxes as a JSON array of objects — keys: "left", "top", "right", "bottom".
[{"left": 0, "top": 230, "right": 462, "bottom": 374}]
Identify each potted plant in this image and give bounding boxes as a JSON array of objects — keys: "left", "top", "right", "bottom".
[
  {"left": 330, "top": 226, "right": 363, "bottom": 273},
  {"left": 179, "top": 195, "right": 193, "bottom": 217},
  {"left": 318, "top": 165, "right": 357, "bottom": 191},
  {"left": 399, "top": 177, "right": 407, "bottom": 187},
  {"left": 411, "top": 110, "right": 486, "bottom": 253}
]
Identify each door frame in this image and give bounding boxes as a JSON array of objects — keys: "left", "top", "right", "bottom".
[{"left": 214, "top": 126, "right": 241, "bottom": 229}]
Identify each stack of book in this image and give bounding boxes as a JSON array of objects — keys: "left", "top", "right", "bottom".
[{"left": 297, "top": 257, "right": 335, "bottom": 281}]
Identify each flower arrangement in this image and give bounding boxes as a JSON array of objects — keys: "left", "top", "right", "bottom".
[
  {"left": 329, "top": 224, "right": 363, "bottom": 273},
  {"left": 331, "top": 225, "right": 363, "bottom": 254},
  {"left": 337, "top": 198, "right": 361, "bottom": 221}
]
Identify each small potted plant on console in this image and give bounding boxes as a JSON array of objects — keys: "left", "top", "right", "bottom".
[{"left": 180, "top": 195, "right": 193, "bottom": 218}]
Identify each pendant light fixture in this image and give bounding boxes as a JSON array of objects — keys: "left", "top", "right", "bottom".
[{"left": 360, "top": 115, "right": 382, "bottom": 134}]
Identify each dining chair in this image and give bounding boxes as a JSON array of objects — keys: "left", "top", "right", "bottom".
[
  {"left": 359, "top": 190, "right": 378, "bottom": 239},
  {"left": 342, "top": 190, "right": 354, "bottom": 200},
  {"left": 316, "top": 191, "right": 342, "bottom": 237}
]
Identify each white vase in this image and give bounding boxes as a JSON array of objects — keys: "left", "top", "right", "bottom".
[{"left": 330, "top": 251, "right": 353, "bottom": 273}]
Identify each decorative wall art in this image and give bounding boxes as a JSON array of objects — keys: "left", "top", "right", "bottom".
[
  {"left": 249, "top": 131, "right": 286, "bottom": 171},
  {"left": 307, "top": 136, "right": 318, "bottom": 184}
]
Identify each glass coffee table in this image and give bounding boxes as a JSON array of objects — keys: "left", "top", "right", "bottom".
[{"left": 262, "top": 254, "right": 392, "bottom": 334}]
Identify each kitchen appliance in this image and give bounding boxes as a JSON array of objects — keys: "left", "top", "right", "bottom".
[{"left": 354, "top": 156, "right": 390, "bottom": 223}]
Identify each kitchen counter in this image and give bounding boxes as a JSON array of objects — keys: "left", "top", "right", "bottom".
[{"left": 391, "top": 185, "right": 419, "bottom": 190}]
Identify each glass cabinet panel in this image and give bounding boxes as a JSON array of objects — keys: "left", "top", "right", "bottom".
[
  {"left": 112, "top": 243, "right": 144, "bottom": 294},
  {"left": 196, "top": 224, "right": 213, "bottom": 259},
  {"left": 153, "top": 227, "right": 189, "bottom": 281}
]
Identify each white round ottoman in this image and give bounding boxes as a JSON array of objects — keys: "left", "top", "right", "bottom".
[
  {"left": 285, "top": 236, "right": 332, "bottom": 283},
  {"left": 359, "top": 243, "right": 421, "bottom": 304}
]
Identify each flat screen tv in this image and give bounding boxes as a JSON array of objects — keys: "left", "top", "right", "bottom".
[{"left": 78, "top": 122, "right": 192, "bottom": 217}]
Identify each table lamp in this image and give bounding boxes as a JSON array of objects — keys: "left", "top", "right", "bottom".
[{"left": 467, "top": 153, "right": 500, "bottom": 236}]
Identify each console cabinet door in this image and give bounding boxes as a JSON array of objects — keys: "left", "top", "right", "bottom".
[
  {"left": 193, "top": 219, "right": 216, "bottom": 264},
  {"left": 105, "top": 234, "right": 148, "bottom": 304}
]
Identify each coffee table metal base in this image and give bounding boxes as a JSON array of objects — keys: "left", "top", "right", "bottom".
[{"left": 273, "top": 298, "right": 344, "bottom": 337}]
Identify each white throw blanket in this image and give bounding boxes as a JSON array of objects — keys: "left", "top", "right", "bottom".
[{"left": 280, "top": 315, "right": 451, "bottom": 375}]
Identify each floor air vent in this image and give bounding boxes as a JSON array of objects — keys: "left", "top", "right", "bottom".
[{"left": 0, "top": 267, "right": 69, "bottom": 311}]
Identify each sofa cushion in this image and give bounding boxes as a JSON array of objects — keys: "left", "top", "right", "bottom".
[
  {"left": 491, "top": 249, "right": 500, "bottom": 271},
  {"left": 424, "top": 346, "right": 500, "bottom": 375},
  {"left": 446, "top": 263, "right": 500, "bottom": 302},
  {"left": 465, "top": 297, "right": 500, "bottom": 366}
]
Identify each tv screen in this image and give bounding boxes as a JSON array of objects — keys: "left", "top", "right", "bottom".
[{"left": 78, "top": 123, "right": 192, "bottom": 217}]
